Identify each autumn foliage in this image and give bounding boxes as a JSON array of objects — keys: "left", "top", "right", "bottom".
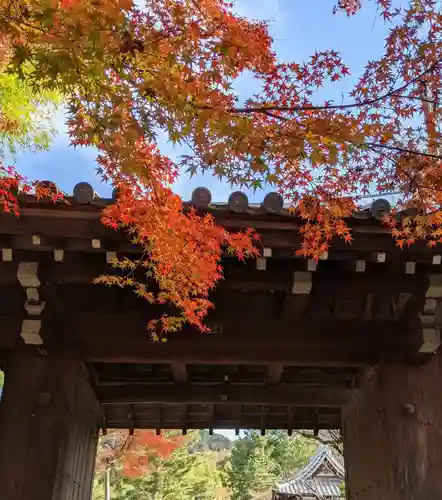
[
  {"left": 96, "top": 429, "right": 185, "bottom": 477},
  {"left": 1, "top": 0, "right": 442, "bottom": 335}
]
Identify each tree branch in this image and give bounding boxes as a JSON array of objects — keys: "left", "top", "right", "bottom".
[
  {"left": 222, "top": 62, "right": 438, "bottom": 116},
  {"left": 295, "top": 430, "right": 343, "bottom": 456},
  {"left": 364, "top": 141, "right": 442, "bottom": 160}
]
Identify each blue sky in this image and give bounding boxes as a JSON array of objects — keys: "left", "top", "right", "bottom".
[
  {"left": 6, "top": 0, "right": 396, "bottom": 203},
  {"left": 4, "top": 2, "right": 398, "bottom": 441}
]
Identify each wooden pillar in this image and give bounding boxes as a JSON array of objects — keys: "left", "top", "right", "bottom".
[
  {"left": 0, "top": 349, "right": 100, "bottom": 500},
  {"left": 343, "top": 353, "right": 442, "bottom": 500}
]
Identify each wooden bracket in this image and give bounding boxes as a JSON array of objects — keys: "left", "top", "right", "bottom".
[{"left": 20, "top": 319, "right": 43, "bottom": 345}]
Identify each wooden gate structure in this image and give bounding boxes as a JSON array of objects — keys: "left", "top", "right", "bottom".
[{"left": 0, "top": 186, "right": 441, "bottom": 499}]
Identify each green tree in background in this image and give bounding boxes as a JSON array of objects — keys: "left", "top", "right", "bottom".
[
  {"left": 0, "top": 38, "right": 61, "bottom": 158},
  {"left": 0, "top": 71, "right": 61, "bottom": 156},
  {"left": 94, "top": 445, "right": 222, "bottom": 500},
  {"left": 266, "top": 431, "right": 317, "bottom": 481},
  {"left": 223, "top": 431, "right": 316, "bottom": 500},
  {"left": 222, "top": 436, "right": 269, "bottom": 500}
]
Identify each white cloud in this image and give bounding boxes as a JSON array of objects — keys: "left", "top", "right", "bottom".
[{"left": 233, "top": 0, "right": 285, "bottom": 34}]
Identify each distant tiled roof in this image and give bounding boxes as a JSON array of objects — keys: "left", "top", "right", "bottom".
[{"left": 274, "top": 446, "right": 344, "bottom": 498}]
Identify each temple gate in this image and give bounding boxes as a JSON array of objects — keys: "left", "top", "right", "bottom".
[{"left": 0, "top": 185, "right": 440, "bottom": 499}]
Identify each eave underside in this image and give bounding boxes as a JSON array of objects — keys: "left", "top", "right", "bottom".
[{"left": 0, "top": 202, "right": 440, "bottom": 431}]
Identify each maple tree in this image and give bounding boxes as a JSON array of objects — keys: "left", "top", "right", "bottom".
[
  {"left": 1, "top": 0, "right": 442, "bottom": 336},
  {"left": 96, "top": 429, "right": 186, "bottom": 477},
  {"left": 94, "top": 430, "right": 223, "bottom": 500}
]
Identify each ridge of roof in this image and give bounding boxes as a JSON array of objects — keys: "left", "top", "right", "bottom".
[
  {"left": 7, "top": 194, "right": 400, "bottom": 227},
  {"left": 6, "top": 182, "right": 404, "bottom": 223},
  {"left": 296, "top": 446, "right": 344, "bottom": 482},
  {"left": 276, "top": 445, "right": 345, "bottom": 492}
]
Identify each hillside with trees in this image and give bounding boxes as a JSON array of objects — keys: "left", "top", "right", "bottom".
[{"left": 93, "top": 430, "right": 320, "bottom": 500}]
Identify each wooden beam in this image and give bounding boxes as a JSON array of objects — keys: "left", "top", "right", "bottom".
[
  {"left": 155, "top": 405, "right": 162, "bottom": 435},
  {"left": 0, "top": 317, "right": 30, "bottom": 347},
  {"left": 181, "top": 405, "right": 188, "bottom": 435},
  {"left": 208, "top": 404, "right": 215, "bottom": 434},
  {"left": 0, "top": 304, "right": 420, "bottom": 366},
  {"left": 61, "top": 316, "right": 421, "bottom": 367},
  {"left": 0, "top": 259, "right": 429, "bottom": 294},
  {"left": 171, "top": 362, "right": 188, "bottom": 383},
  {"left": 0, "top": 203, "right": 441, "bottom": 257},
  {"left": 266, "top": 364, "right": 284, "bottom": 385},
  {"left": 98, "top": 383, "right": 353, "bottom": 407},
  {"left": 280, "top": 270, "right": 313, "bottom": 319},
  {"left": 69, "top": 312, "right": 415, "bottom": 344},
  {"left": 260, "top": 406, "right": 268, "bottom": 435},
  {"left": 61, "top": 310, "right": 420, "bottom": 365},
  {"left": 103, "top": 404, "right": 341, "bottom": 431},
  {"left": 80, "top": 342, "right": 378, "bottom": 366},
  {"left": 287, "top": 405, "right": 295, "bottom": 436},
  {"left": 0, "top": 306, "right": 421, "bottom": 366}
]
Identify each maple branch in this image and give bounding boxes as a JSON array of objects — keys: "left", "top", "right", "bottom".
[
  {"left": 260, "top": 110, "right": 288, "bottom": 120},
  {"left": 225, "top": 62, "right": 438, "bottom": 115},
  {"left": 394, "top": 94, "right": 438, "bottom": 104},
  {"left": 364, "top": 141, "right": 442, "bottom": 160},
  {"left": 87, "top": 108, "right": 162, "bottom": 204},
  {"left": 0, "top": 13, "right": 47, "bottom": 33}
]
